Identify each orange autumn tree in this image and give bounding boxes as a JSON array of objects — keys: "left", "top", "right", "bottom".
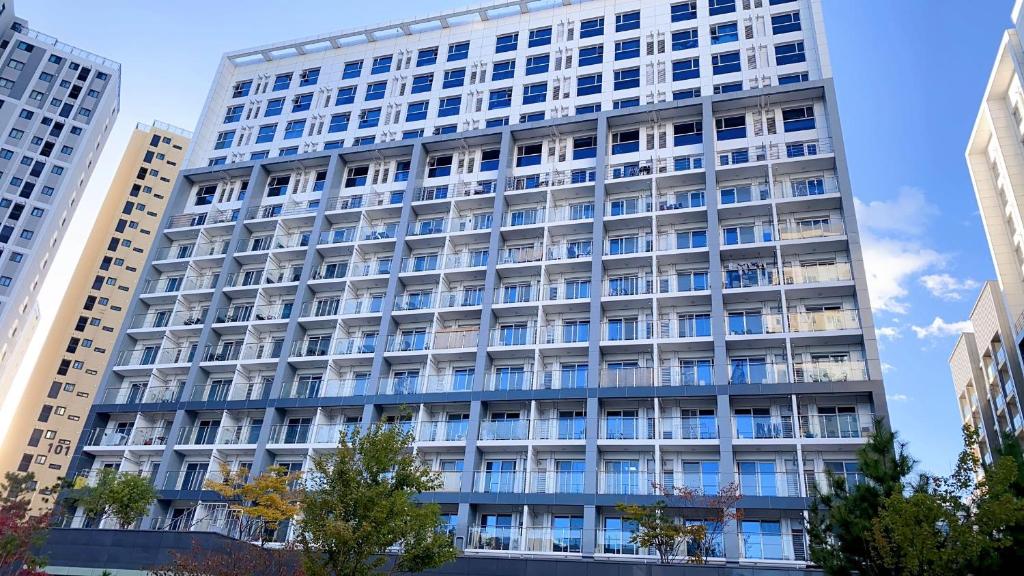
[{"left": 204, "top": 464, "right": 302, "bottom": 546}]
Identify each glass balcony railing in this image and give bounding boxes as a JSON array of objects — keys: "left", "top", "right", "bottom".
[
  {"left": 733, "top": 415, "right": 795, "bottom": 439},
  {"left": 788, "top": 309, "right": 861, "bottom": 332},
  {"left": 798, "top": 413, "right": 874, "bottom": 439},
  {"left": 793, "top": 360, "right": 868, "bottom": 382},
  {"left": 783, "top": 261, "right": 853, "bottom": 284}
]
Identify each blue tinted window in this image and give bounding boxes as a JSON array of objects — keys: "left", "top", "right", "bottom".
[
  {"left": 299, "top": 67, "right": 319, "bottom": 86},
  {"left": 516, "top": 143, "right": 543, "bottom": 167},
  {"left": 342, "top": 61, "right": 362, "bottom": 79},
  {"left": 775, "top": 42, "right": 806, "bottom": 65},
  {"left": 324, "top": 141, "right": 343, "bottom": 150},
  {"left": 214, "top": 130, "right": 234, "bottom": 150},
  {"left": 481, "top": 149, "right": 500, "bottom": 171},
  {"left": 522, "top": 83, "right": 547, "bottom": 105},
  {"left": 711, "top": 23, "right": 738, "bottom": 45},
  {"left": 272, "top": 73, "right": 291, "bottom": 91},
  {"left": 448, "top": 41, "right": 469, "bottom": 61},
  {"left": 576, "top": 103, "right": 601, "bottom": 115},
  {"left": 616, "top": 11, "right": 640, "bottom": 32},
  {"left": 715, "top": 115, "right": 746, "bottom": 140},
  {"left": 671, "top": 2, "right": 697, "bottom": 22},
  {"left": 443, "top": 68, "right": 466, "bottom": 89},
  {"left": 406, "top": 101, "right": 429, "bottom": 122},
  {"left": 371, "top": 55, "right": 392, "bottom": 74},
  {"left": 782, "top": 106, "right": 815, "bottom": 132},
  {"left": 580, "top": 18, "right": 604, "bottom": 38},
  {"left": 284, "top": 119, "right": 305, "bottom": 139},
  {"left": 613, "top": 68, "right": 640, "bottom": 90},
  {"left": 714, "top": 82, "right": 743, "bottom": 94},
  {"left": 403, "top": 130, "right": 423, "bottom": 140},
  {"left": 411, "top": 74, "right": 433, "bottom": 94},
  {"left": 577, "top": 74, "right": 602, "bottom": 96},
  {"left": 526, "top": 54, "right": 549, "bottom": 75},
  {"left": 328, "top": 113, "right": 350, "bottom": 133},
  {"left": 439, "top": 96, "right": 461, "bottom": 117},
  {"left": 579, "top": 45, "right": 603, "bottom": 67},
  {"left": 496, "top": 33, "right": 518, "bottom": 53},
  {"left": 521, "top": 111, "right": 545, "bottom": 123},
  {"left": 529, "top": 27, "right": 552, "bottom": 47},
  {"left": 615, "top": 39, "right": 641, "bottom": 61},
  {"left": 709, "top": 0, "right": 736, "bottom": 16},
  {"left": 292, "top": 93, "right": 313, "bottom": 112},
  {"left": 255, "top": 124, "right": 276, "bottom": 143},
  {"left": 264, "top": 98, "right": 284, "bottom": 116},
  {"left": 778, "top": 72, "right": 809, "bottom": 85},
  {"left": 611, "top": 130, "right": 640, "bottom": 154},
  {"left": 335, "top": 86, "right": 356, "bottom": 105},
  {"left": 712, "top": 51, "right": 741, "bottom": 74},
  {"left": 279, "top": 147, "right": 298, "bottom": 157},
  {"left": 772, "top": 12, "right": 801, "bottom": 34},
  {"left": 493, "top": 60, "right": 515, "bottom": 80},
  {"left": 613, "top": 98, "right": 639, "bottom": 109},
  {"left": 672, "top": 29, "right": 698, "bottom": 51},
  {"left": 417, "top": 48, "right": 438, "bottom": 67},
  {"left": 232, "top": 80, "right": 252, "bottom": 98},
  {"left": 359, "top": 108, "right": 381, "bottom": 128},
  {"left": 489, "top": 88, "right": 513, "bottom": 110},
  {"left": 573, "top": 136, "right": 597, "bottom": 159},
  {"left": 486, "top": 117, "right": 509, "bottom": 128},
  {"left": 365, "top": 81, "right": 387, "bottom": 101},
  {"left": 353, "top": 136, "right": 375, "bottom": 146},
  {"left": 436, "top": 124, "right": 457, "bottom": 135},
  {"left": 673, "top": 58, "right": 700, "bottom": 81},
  {"left": 224, "top": 104, "right": 243, "bottom": 123},
  {"left": 673, "top": 121, "right": 702, "bottom": 145}
]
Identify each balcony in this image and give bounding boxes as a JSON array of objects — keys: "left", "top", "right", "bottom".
[
  {"left": 478, "top": 419, "right": 529, "bottom": 441},
  {"left": 318, "top": 227, "right": 357, "bottom": 246},
  {"left": 525, "top": 527, "right": 584, "bottom": 553},
  {"left": 472, "top": 470, "right": 526, "bottom": 493},
  {"left": 279, "top": 378, "right": 360, "bottom": 399},
  {"left": 599, "top": 471, "right": 655, "bottom": 494},
  {"left": 408, "top": 219, "right": 448, "bottom": 237},
  {"left": 467, "top": 525, "right": 521, "bottom": 551},
  {"left": 128, "top": 310, "right": 206, "bottom": 330},
  {"left": 778, "top": 220, "right": 845, "bottom": 241},
  {"left": 725, "top": 313, "right": 785, "bottom": 336},
  {"left": 733, "top": 415, "right": 795, "bottom": 440},
  {"left": 602, "top": 320, "right": 655, "bottom": 342},
  {"left": 505, "top": 169, "right": 595, "bottom": 191},
  {"left": 799, "top": 413, "right": 874, "bottom": 439},
  {"left": 723, "top": 267, "right": 779, "bottom": 289},
  {"left": 85, "top": 426, "right": 167, "bottom": 448},
  {"left": 546, "top": 241, "right": 594, "bottom": 261},
  {"left": 190, "top": 379, "right": 267, "bottom": 402},
  {"left": 503, "top": 207, "right": 546, "bottom": 228},
  {"left": 721, "top": 224, "right": 774, "bottom": 246},
  {"left": 739, "top": 528, "right": 808, "bottom": 562},
  {"left": 783, "top": 261, "right": 852, "bottom": 284},
  {"left": 606, "top": 195, "right": 654, "bottom": 217},
  {"left": 728, "top": 361, "right": 789, "bottom": 385},
  {"left": 660, "top": 363, "right": 714, "bottom": 387},
  {"left": 115, "top": 345, "right": 195, "bottom": 367},
  {"left": 605, "top": 276, "right": 655, "bottom": 297},
  {"left": 167, "top": 207, "right": 237, "bottom": 230},
  {"left": 214, "top": 304, "right": 290, "bottom": 323},
  {"left": 99, "top": 382, "right": 183, "bottom": 404},
  {"left": 659, "top": 416, "right": 718, "bottom": 440},
  {"left": 657, "top": 189, "right": 706, "bottom": 211},
  {"left": 426, "top": 471, "right": 463, "bottom": 492},
  {"left": 793, "top": 359, "right": 868, "bottom": 382},
  {"left": 658, "top": 316, "right": 712, "bottom": 339},
  {"left": 604, "top": 234, "right": 653, "bottom": 256},
  {"left": 600, "top": 367, "right": 655, "bottom": 388},
  {"left": 719, "top": 182, "right": 771, "bottom": 205},
  {"left": 494, "top": 284, "right": 540, "bottom": 305},
  {"left": 548, "top": 203, "right": 595, "bottom": 223},
  {"left": 599, "top": 417, "right": 655, "bottom": 440},
  {"left": 659, "top": 271, "right": 710, "bottom": 294},
  {"left": 788, "top": 309, "right": 861, "bottom": 332},
  {"left": 418, "top": 420, "right": 470, "bottom": 442},
  {"left": 489, "top": 325, "right": 536, "bottom": 347},
  {"left": 529, "top": 471, "right": 586, "bottom": 494},
  {"left": 776, "top": 174, "right": 840, "bottom": 199},
  {"left": 399, "top": 255, "right": 442, "bottom": 274},
  {"left": 768, "top": 137, "right": 834, "bottom": 160},
  {"left": 532, "top": 417, "right": 587, "bottom": 440},
  {"left": 498, "top": 245, "right": 544, "bottom": 265},
  {"left": 537, "top": 324, "right": 591, "bottom": 346},
  {"left": 392, "top": 292, "right": 437, "bottom": 311}
]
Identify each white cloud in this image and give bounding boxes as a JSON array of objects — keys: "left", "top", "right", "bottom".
[
  {"left": 881, "top": 362, "right": 895, "bottom": 374},
  {"left": 919, "top": 274, "right": 981, "bottom": 301},
  {"left": 876, "top": 326, "right": 901, "bottom": 341},
  {"left": 853, "top": 187, "right": 939, "bottom": 236},
  {"left": 860, "top": 233, "right": 945, "bottom": 314},
  {"left": 855, "top": 188, "right": 950, "bottom": 315},
  {"left": 887, "top": 393, "right": 909, "bottom": 402},
  {"left": 910, "top": 316, "right": 974, "bottom": 339}
]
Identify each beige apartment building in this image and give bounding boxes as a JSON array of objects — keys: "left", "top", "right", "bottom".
[{"left": 0, "top": 122, "right": 190, "bottom": 504}]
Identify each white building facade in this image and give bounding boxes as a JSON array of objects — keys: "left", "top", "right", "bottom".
[
  {"left": 73, "top": 0, "right": 887, "bottom": 566},
  {"left": 0, "top": 0, "right": 121, "bottom": 405}
]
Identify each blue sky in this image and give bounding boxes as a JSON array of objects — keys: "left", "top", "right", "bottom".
[{"left": 9, "top": 1, "right": 1013, "bottom": 475}]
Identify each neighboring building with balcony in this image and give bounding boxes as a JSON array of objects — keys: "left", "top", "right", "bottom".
[
  {"left": 68, "top": 0, "right": 887, "bottom": 569},
  {"left": 0, "top": 122, "right": 190, "bottom": 507},
  {"left": 952, "top": 0, "right": 1024, "bottom": 456},
  {"left": 0, "top": 0, "right": 121, "bottom": 405}
]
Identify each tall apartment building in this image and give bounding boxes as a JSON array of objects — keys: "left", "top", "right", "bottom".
[
  {"left": 952, "top": 0, "right": 1024, "bottom": 462},
  {"left": 0, "top": 0, "right": 121, "bottom": 408},
  {"left": 0, "top": 122, "right": 190, "bottom": 506},
  {"left": 72, "top": 0, "right": 887, "bottom": 567}
]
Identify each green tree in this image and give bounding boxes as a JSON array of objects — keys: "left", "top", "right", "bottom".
[
  {"left": 0, "top": 472, "right": 50, "bottom": 576},
  {"left": 807, "top": 421, "right": 915, "bottom": 576},
  {"left": 75, "top": 468, "right": 157, "bottom": 528},
  {"left": 969, "top": 432, "right": 1024, "bottom": 575},
  {"left": 297, "top": 422, "right": 456, "bottom": 576},
  {"left": 869, "top": 427, "right": 1024, "bottom": 575},
  {"left": 616, "top": 500, "right": 703, "bottom": 564}
]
